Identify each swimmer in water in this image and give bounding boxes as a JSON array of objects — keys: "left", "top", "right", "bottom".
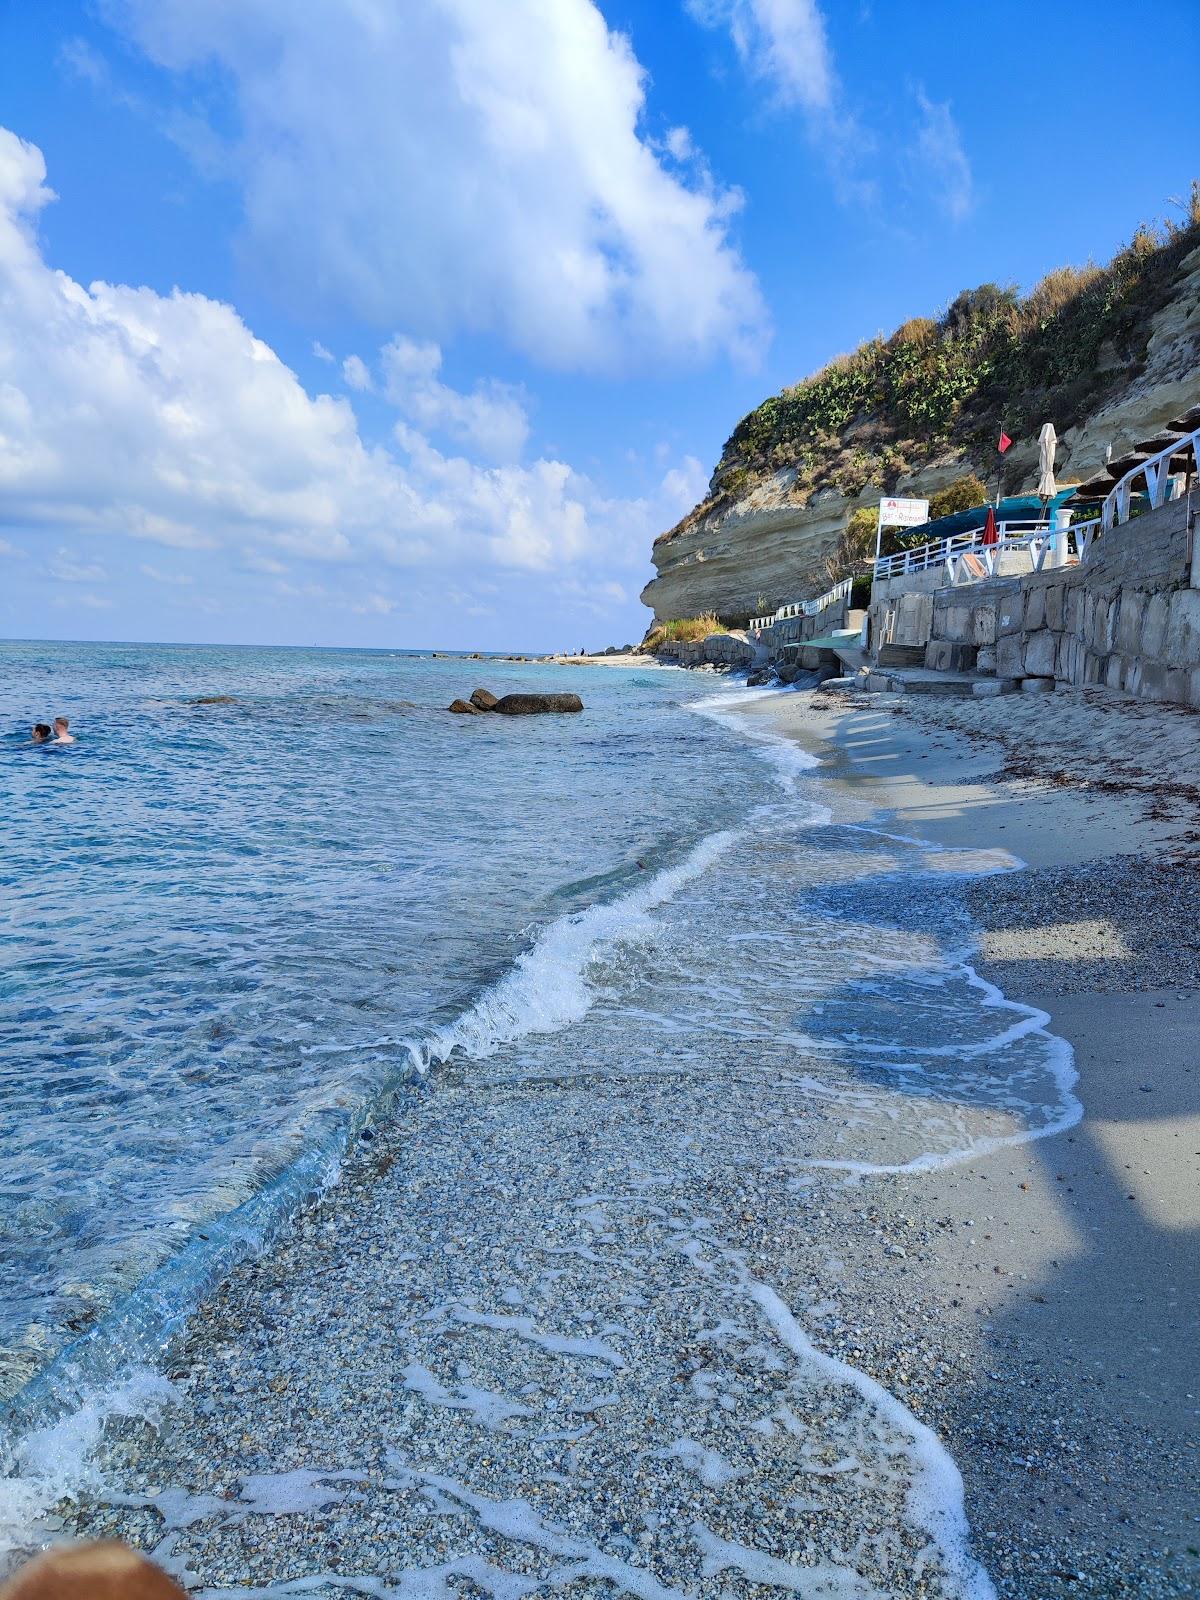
[
  {"left": 31, "top": 723, "right": 52, "bottom": 744},
  {"left": 52, "top": 716, "right": 75, "bottom": 744}
]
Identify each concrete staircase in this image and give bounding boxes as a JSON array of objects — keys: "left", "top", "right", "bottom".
[{"left": 876, "top": 643, "right": 926, "bottom": 668}]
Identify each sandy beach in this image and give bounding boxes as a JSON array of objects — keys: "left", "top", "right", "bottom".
[{"left": 26, "top": 680, "right": 1200, "bottom": 1600}]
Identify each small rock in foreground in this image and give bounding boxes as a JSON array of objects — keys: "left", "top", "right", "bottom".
[
  {"left": 469, "top": 687, "right": 500, "bottom": 711},
  {"left": 447, "top": 698, "right": 480, "bottom": 714}
]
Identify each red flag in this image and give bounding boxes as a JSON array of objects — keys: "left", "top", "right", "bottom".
[
  {"left": 982, "top": 506, "right": 999, "bottom": 546},
  {"left": 998, "top": 430, "right": 1012, "bottom": 454}
]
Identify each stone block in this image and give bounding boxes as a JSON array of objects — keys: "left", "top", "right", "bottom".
[
  {"left": 940, "top": 604, "right": 972, "bottom": 642},
  {"left": 971, "top": 606, "right": 998, "bottom": 647},
  {"left": 1025, "top": 587, "right": 1046, "bottom": 631},
  {"left": 973, "top": 678, "right": 1017, "bottom": 697},
  {"left": 1165, "top": 667, "right": 1190, "bottom": 705},
  {"left": 1141, "top": 591, "right": 1169, "bottom": 660},
  {"left": 1044, "top": 585, "right": 1064, "bottom": 632},
  {"left": 926, "top": 640, "right": 977, "bottom": 672},
  {"left": 1020, "top": 676, "right": 1055, "bottom": 694},
  {"left": 1188, "top": 666, "right": 1200, "bottom": 709},
  {"left": 1083, "top": 650, "right": 1104, "bottom": 686},
  {"left": 1115, "top": 593, "right": 1143, "bottom": 656},
  {"left": 996, "top": 633, "right": 1024, "bottom": 678},
  {"left": 1064, "top": 586, "right": 1083, "bottom": 634},
  {"left": 1165, "top": 587, "right": 1200, "bottom": 666},
  {"left": 998, "top": 599, "right": 1023, "bottom": 635},
  {"left": 1022, "top": 631, "right": 1058, "bottom": 678},
  {"left": 976, "top": 645, "right": 997, "bottom": 675},
  {"left": 1105, "top": 654, "right": 1125, "bottom": 691}
]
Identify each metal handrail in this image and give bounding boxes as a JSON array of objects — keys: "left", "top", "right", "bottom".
[
  {"left": 750, "top": 576, "right": 853, "bottom": 632},
  {"left": 1101, "top": 426, "right": 1200, "bottom": 529},
  {"left": 872, "top": 517, "right": 1101, "bottom": 582}
]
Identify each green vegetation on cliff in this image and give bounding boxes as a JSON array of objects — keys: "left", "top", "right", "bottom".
[{"left": 702, "top": 188, "right": 1200, "bottom": 519}]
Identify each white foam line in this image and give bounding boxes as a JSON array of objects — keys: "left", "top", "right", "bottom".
[
  {"left": 402, "top": 827, "right": 742, "bottom": 1074},
  {"left": 805, "top": 967, "right": 1081, "bottom": 1178},
  {"left": 737, "top": 1272, "right": 996, "bottom": 1600},
  {"left": 694, "top": 1520, "right": 886, "bottom": 1599},
  {"left": 447, "top": 1308, "right": 626, "bottom": 1369},
  {"left": 383, "top": 1460, "right": 691, "bottom": 1600},
  {"left": 0, "top": 1372, "right": 177, "bottom": 1562}
]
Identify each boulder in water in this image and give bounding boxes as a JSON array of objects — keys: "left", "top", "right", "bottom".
[
  {"left": 448, "top": 698, "right": 481, "bottom": 714},
  {"left": 492, "top": 693, "right": 583, "bottom": 715},
  {"left": 469, "top": 687, "right": 500, "bottom": 711}
]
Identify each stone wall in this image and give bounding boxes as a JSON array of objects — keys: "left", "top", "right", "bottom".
[
  {"left": 654, "top": 631, "right": 756, "bottom": 669},
  {"left": 912, "top": 498, "right": 1200, "bottom": 706}
]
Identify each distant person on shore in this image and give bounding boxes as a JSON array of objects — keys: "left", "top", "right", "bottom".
[
  {"left": 31, "top": 723, "right": 52, "bottom": 744},
  {"left": 52, "top": 716, "right": 76, "bottom": 744}
]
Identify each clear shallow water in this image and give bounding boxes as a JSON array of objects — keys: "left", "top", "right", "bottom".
[
  {"left": 0, "top": 643, "right": 776, "bottom": 1405},
  {"left": 0, "top": 655, "right": 1083, "bottom": 1595}
]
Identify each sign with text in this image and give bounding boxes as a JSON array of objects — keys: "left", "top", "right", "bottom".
[{"left": 878, "top": 496, "right": 929, "bottom": 527}]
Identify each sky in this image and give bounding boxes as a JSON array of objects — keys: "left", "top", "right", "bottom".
[{"left": 0, "top": 1, "right": 1196, "bottom": 652}]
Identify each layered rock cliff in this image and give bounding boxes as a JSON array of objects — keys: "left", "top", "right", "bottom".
[{"left": 644, "top": 220, "right": 1200, "bottom": 625}]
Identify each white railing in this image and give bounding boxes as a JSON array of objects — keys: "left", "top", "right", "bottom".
[
  {"left": 873, "top": 518, "right": 1101, "bottom": 583},
  {"left": 872, "top": 426, "right": 1200, "bottom": 587},
  {"left": 1101, "top": 426, "right": 1200, "bottom": 528},
  {"left": 750, "top": 576, "right": 853, "bottom": 632}
]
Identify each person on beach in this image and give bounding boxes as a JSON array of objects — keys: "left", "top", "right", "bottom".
[
  {"left": 30, "top": 723, "right": 52, "bottom": 743},
  {"left": 51, "top": 716, "right": 75, "bottom": 744}
]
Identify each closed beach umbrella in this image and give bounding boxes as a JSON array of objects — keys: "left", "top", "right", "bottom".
[
  {"left": 982, "top": 506, "right": 999, "bottom": 546},
  {"left": 1037, "top": 422, "right": 1058, "bottom": 499}
]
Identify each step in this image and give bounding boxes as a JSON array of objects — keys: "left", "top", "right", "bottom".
[{"left": 876, "top": 644, "right": 926, "bottom": 668}]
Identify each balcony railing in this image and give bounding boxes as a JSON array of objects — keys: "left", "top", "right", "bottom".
[
  {"left": 749, "top": 577, "right": 853, "bottom": 633},
  {"left": 872, "top": 519, "right": 1100, "bottom": 583}
]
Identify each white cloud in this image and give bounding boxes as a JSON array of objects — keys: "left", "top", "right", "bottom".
[
  {"left": 0, "top": 537, "right": 21, "bottom": 556},
  {"left": 311, "top": 340, "right": 334, "bottom": 363},
  {"left": 352, "top": 593, "right": 396, "bottom": 616},
  {"left": 381, "top": 337, "right": 529, "bottom": 464},
  {"left": 0, "top": 128, "right": 692, "bottom": 604},
  {"left": 50, "top": 550, "right": 108, "bottom": 584},
  {"left": 342, "top": 354, "right": 372, "bottom": 392},
  {"left": 103, "top": 0, "right": 767, "bottom": 371},
  {"left": 140, "top": 563, "right": 193, "bottom": 585},
  {"left": 686, "top": 0, "right": 834, "bottom": 110},
  {"left": 909, "top": 88, "right": 974, "bottom": 223}
]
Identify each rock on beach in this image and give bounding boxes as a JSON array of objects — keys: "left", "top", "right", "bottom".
[{"left": 492, "top": 693, "right": 583, "bottom": 715}]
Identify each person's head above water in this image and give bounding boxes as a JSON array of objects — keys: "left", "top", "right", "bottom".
[
  {"left": 31, "top": 723, "right": 51, "bottom": 743},
  {"left": 53, "top": 716, "right": 75, "bottom": 743}
]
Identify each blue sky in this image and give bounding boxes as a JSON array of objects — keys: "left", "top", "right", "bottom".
[{"left": 1, "top": 0, "right": 1196, "bottom": 651}]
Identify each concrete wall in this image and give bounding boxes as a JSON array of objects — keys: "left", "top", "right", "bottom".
[
  {"left": 896, "top": 499, "right": 1200, "bottom": 707},
  {"left": 762, "top": 591, "right": 854, "bottom": 662}
]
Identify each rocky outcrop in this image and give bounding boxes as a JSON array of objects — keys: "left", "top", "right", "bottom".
[
  {"left": 469, "top": 688, "right": 499, "bottom": 710},
  {"left": 493, "top": 693, "right": 583, "bottom": 715},
  {"left": 644, "top": 242, "right": 1200, "bottom": 624}
]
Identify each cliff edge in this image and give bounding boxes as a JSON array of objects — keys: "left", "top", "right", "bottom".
[{"left": 644, "top": 213, "right": 1200, "bottom": 625}]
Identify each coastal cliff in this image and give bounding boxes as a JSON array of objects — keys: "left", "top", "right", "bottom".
[{"left": 644, "top": 215, "right": 1200, "bottom": 624}]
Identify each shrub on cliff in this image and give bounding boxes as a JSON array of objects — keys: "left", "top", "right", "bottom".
[
  {"left": 642, "top": 613, "right": 727, "bottom": 653},
  {"left": 700, "top": 200, "right": 1200, "bottom": 524}
]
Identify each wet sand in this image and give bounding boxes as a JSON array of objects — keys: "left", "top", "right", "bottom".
[{"left": 739, "top": 688, "right": 1200, "bottom": 1594}]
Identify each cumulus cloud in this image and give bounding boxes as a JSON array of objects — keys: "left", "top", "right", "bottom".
[
  {"left": 0, "top": 128, "right": 695, "bottom": 612},
  {"left": 101, "top": 0, "right": 767, "bottom": 371},
  {"left": 381, "top": 337, "right": 529, "bottom": 464}
]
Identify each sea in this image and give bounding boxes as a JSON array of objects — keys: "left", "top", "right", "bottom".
[{"left": 0, "top": 640, "right": 1079, "bottom": 1588}]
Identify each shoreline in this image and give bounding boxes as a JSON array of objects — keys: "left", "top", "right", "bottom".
[
  {"left": 737, "top": 687, "right": 1200, "bottom": 1593},
  {"left": 10, "top": 679, "right": 1199, "bottom": 1597}
]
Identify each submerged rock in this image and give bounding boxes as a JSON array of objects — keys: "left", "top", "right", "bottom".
[
  {"left": 469, "top": 688, "right": 500, "bottom": 711},
  {"left": 192, "top": 695, "right": 237, "bottom": 705},
  {"left": 448, "top": 698, "right": 480, "bottom": 714},
  {"left": 492, "top": 693, "right": 584, "bottom": 715}
]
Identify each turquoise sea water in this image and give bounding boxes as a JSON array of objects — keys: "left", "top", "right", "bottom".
[{"left": 0, "top": 643, "right": 779, "bottom": 1408}]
